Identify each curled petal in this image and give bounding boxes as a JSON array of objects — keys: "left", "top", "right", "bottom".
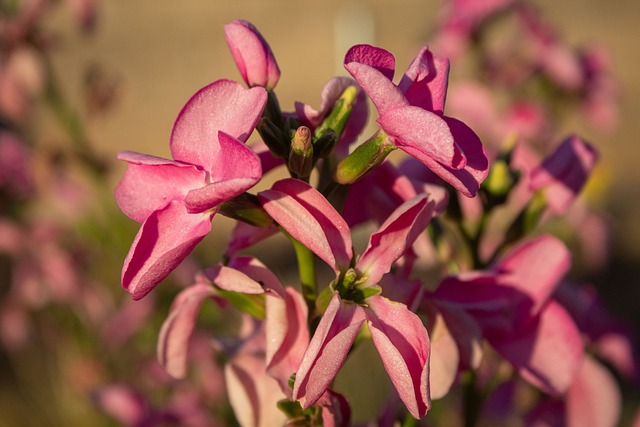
[
  {"left": 170, "top": 79, "right": 267, "bottom": 172},
  {"left": 115, "top": 151, "right": 205, "bottom": 223},
  {"left": 357, "top": 194, "right": 434, "bottom": 285},
  {"left": 344, "top": 44, "right": 396, "bottom": 81},
  {"left": 399, "top": 47, "right": 450, "bottom": 114},
  {"left": 122, "top": 200, "right": 213, "bottom": 300},
  {"left": 157, "top": 283, "right": 217, "bottom": 378},
  {"left": 366, "top": 295, "right": 431, "bottom": 419},
  {"left": 492, "top": 301, "right": 583, "bottom": 395},
  {"left": 259, "top": 179, "right": 352, "bottom": 272},
  {"left": 293, "top": 294, "right": 366, "bottom": 408},
  {"left": 224, "top": 20, "right": 281, "bottom": 90}
]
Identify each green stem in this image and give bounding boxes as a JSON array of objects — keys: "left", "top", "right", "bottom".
[
  {"left": 283, "top": 229, "right": 317, "bottom": 315},
  {"left": 463, "top": 371, "right": 482, "bottom": 427}
]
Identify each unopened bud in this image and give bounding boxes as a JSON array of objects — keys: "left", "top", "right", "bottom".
[
  {"left": 288, "top": 126, "right": 314, "bottom": 179},
  {"left": 256, "top": 116, "right": 288, "bottom": 158},
  {"left": 313, "top": 129, "right": 338, "bottom": 159},
  {"left": 218, "top": 193, "right": 275, "bottom": 228},
  {"left": 314, "top": 85, "right": 358, "bottom": 140},
  {"left": 334, "top": 131, "right": 396, "bottom": 184}
]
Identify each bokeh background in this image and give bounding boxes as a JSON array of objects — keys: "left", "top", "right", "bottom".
[{"left": 2, "top": 0, "right": 639, "bottom": 425}]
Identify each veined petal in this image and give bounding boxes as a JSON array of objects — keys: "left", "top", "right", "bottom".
[
  {"left": 122, "top": 200, "right": 213, "bottom": 300},
  {"left": 258, "top": 179, "right": 352, "bottom": 272},
  {"left": 293, "top": 294, "right": 366, "bottom": 408},
  {"left": 170, "top": 79, "right": 267, "bottom": 172},
  {"left": 357, "top": 194, "right": 434, "bottom": 285},
  {"left": 378, "top": 106, "right": 465, "bottom": 169},
  {"left": 157, "top": 283, "right": 217, "bottom": 379},
  {"left": 491, "top": 300, "right": 583, "bottom": 395},
  {"left": 115, "top": 150, "right": 206, "bottom": 223},
  {"left": 366, "top": 295, "right": 431, "bottom": 419},
  {"left": 398, "top": 47, "right": 450, "bottom": 114}
]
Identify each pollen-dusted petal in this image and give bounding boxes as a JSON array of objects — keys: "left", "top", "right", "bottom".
[
  {"left": 170, "top": 79, "right": 267, "bottom": 172},
  {"left": 157, "top": 283, "right": 217, "bottom": 379},
  {"left": 122, "top": 200, "right": 214, "bottom": 300},
  {"left": 366, "top": 295, "right": 431, "bottom": 419},
  {"left": 115, "top": 150, "right": 206, "bottom": 223}
]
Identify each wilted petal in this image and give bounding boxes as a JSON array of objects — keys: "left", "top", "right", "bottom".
[
  {"left": 115, "top": 151, "right": 205, "bottom": 223},
  {"left": 122, "top": 201, "right": 213, "bottom": 300},
  {"left": 170, "top": 80, "right": 267, "bottom": 172},
  {"left": 566, "top": 355, "right": 621, "bottom": 427},
  {"left": 492, "top": 300, "right": 583, "bottom": 395},
  {"left": 366, "top": 295, "right": 431, "bottom": 419},
  {"left": 293, "top": 294, "right": 366, "bottom": 408},
  {"left": 357, "top": 194, "right": 434, "bottom": 285},
  {"left": 224, "top": 20, "right": 281, "bottom": 90},
  {"left": 378, "top": 105, "right": 464, "bottom": 169},
  {"left": 259, "top": 179, "right": 352, "bottom": 271},
  {"left": 157, "top": 284, "right": 217, "bottom": 378},
  {"left": 398, "top": 47, "right": 450, "bottom": 114}
]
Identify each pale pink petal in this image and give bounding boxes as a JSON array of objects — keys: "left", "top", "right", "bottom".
[
  {"left": 206, "top": 264, "right": 265, "bottom": 295},
  {"left": 91, "top": 384, "right": 147, "bottom": 426},
  {"left": 428, "top": 312, "right": 460, "bottom": 400},
  {"left": 566, "top": 355, "right": 621, "bottom": 427},
  {"left": 227, "top": 256, "right": 286, "bottom": 297},
  {"left": 433, "top": 301, "right": 484, "bottom": 370},
  {"left": 398, "top": 47, "right": 450, "bottom": 114},
  {"left": 293, "top": 294, "right": 366, "bottom": 408},
  {"left": 122, "top": 201, "right": 213, "bottom": 300},
  {"left": 157, "top": 283, "right": 217, "bottom": 379},
  {"left": 265, "top": 288, "right": 309, "bottom": 393},
  {"left": 224, "top": 20, "right": 280, "bottom": 90},
  {"left": 170, "top": 79, "right": 267, "bottom": 172},
  {"left": 378, "top": 105, "right": 464, "bottom": 169},
  {"left": 366, "top": 295, "right": 431, "bottom": 419},
  {"left": 115, "top": 151, "right": 205, "bottom": 223},
  {"left": 357, "top": 194, "right": 434, "bottom": 285},
  {"left": 492, "top": 301, "right": 583, "bottom": 395},
  {"left": 225, "top": 353, "right": 288, "bottom": 427},
  {"left": 258, "top": 179, "right": 352, "bottom": 271}
]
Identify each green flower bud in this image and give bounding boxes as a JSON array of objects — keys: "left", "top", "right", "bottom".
[
  {"left": 288, "top": 126, "right": 314, "bottom": 179},
  {"left": 334, "top": 131, "right": 396, "bottom": 184}
]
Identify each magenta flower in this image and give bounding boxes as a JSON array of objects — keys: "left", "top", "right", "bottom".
[
  {"left": 530, "top": 135, "right": 598, "bottom": 214},
  {"left": 344, "top": 44, "right": 489, "bottom": 197},
  {"left": 224, "top": 20, "right": 280, "bottom": 90},
  {"left": 115, "top": 79, "right": 266, "bottom": 300},
  {"left": 259, "top": 178, "right": 435, "bottom": 418},
  {"left": 433, "top": 235, "right": 584, "bottom": 395}
]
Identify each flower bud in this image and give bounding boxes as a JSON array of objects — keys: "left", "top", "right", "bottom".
[
  {"left": 334, "top": 131, "right": 396, "bottom": 184},
  {"left": 224, "top": 20, "right": 281, "bottom": 90},
  {"left": 314, "top": 86, "right": 358, "bottom": 140},
  {"left": 256, "top": 117, "right": 288, "bottom": 158},
  {"left": 218, "top": 193, "right": 275, "bottom": 228},
  {"left": 288, "top": 126, "right": 314, "bottom": 179}
]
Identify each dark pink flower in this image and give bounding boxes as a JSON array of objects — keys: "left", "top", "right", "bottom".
[
  {"left": 344, "top": 44, "right": 489, "bottom": 197},
  {"left": 224, "top": 20, "right": 280, "bottom": 90},
  {"left": 115, "top": 79, "right": 266, "bottom": 299}
]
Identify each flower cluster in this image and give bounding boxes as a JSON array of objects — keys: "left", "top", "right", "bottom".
[{"left": 113, "top": 16, "right": 636, "bottom": 427}]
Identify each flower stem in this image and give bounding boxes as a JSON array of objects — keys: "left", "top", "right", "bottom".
[{"left": 284, "top": 229, "right": 317, "bottom": 314}]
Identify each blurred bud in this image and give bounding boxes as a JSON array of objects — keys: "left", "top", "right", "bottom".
[
  {"left": 256, "top": 117, "right": 288, "bottom": 158},
  {"left": 218, "top": 193, "right": 275, "bottom": 228},
  {"left": 313, "top": 129, "right": 338, "bottom": 159},
  {"left": 288, "top": 126, "right": 314, "bottom": 179},
  {"left": 530, "top": 135, "right": 598, "bottom": 214},
  {"left": 224, "top": 20, "right": 281, "bottom": 90},
  {"left": 481, "top": 136, "right": 520, "bottom": 207},
  {"left": 334, "top": 131, "right": 396, "bottom": 184},
  {"left": 314, "top": 86, "right": 357, "bottom": 140}
]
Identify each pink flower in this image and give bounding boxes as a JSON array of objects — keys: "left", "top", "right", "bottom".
[
  {"left": 259, "top": 178, "right": 435, "bottom": 418},
  {"left": 529, "top": 135, "right": 598, "bottom": 215},
  {"left": 343, "top": 44, "right": 489, "bottom": 197},
  {"left": 434, "top": 235, "right": 584, "bottom": 395},
  {"left": 224, "top": 20, "right": 280, "bottom": 90},
  {"left": 115, "top": 79, "right": 266, "bottom": 299}
]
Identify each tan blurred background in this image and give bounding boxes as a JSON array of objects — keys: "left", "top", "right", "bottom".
[{"left": 43, "top": 0, "right": 639, "bottom": 302}]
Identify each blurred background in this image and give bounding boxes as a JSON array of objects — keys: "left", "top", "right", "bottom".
[{"left": 1, "top": 0, "right": 639, "bottom": 425}]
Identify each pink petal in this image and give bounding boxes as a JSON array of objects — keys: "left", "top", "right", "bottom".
[
  {"left": 157, "top": 283, "right": 217, "bottom": 378},
  {"left": 432, "top": 301, "right": 484, "bottom": 370},
  {"left": 225, "top": 221, "right": 278, "bottom": 256},
  {"left": 115, "top": 151, "right": 206, "bottom": 223},
  {"left": 91, "top": 384, "right": 147, "bottom": 426},
  {"left": 491, "top": 300, "right": 583, "bottom": 395},
  {"left": 206, "top": 264, "right": 265, "bottom": 295},
  {"left": 398, "top": 47, "right": 450, "bottom": 114},
  {"left": 265, "top": 287, "right": 309, "bottom": 393},
  {"left": 122, "top": 200, "right": 213, "bottom": 300},
  {"left": 357, "top": 194, "right": 434, "bottom": 285},
  {"left": 227, "top": 255, "right": 286, "bottom": 297},
  {"left": 428, "top": 312, "right": 460, "bottom": 400},
  {"left": 224, "top": 20, "right": 280, "bottom": 90},
  {"left": 317, "top": 390, "right": 351, "bottom": 427},
  {"left": 258, "top": 179, "right": 352, "bottom": 272},
  {"left": 170, "top": 79, "right": 267, "bottom": 172},
  {"left": 344, "top": 44, "right": 396, "bottom": 81},
  {"left": 366, "top": 295, "right": 431, "bottom": 419},
  {"left": 566, "top": 355, "right": 621, "bottom": 427},
  {"left": 378, "top": 105, "right": 465, "bottom": 170},
  {"left": 184, "top": 131, "right": 262, "bottom": 213},
  {"left": 293, "top": 294, "right": 366, "bottom": 408}
]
